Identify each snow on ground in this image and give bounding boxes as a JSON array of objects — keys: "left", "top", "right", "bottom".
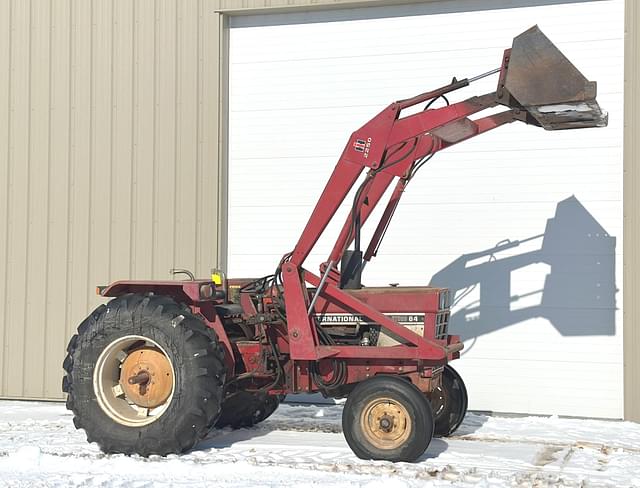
[{"left": 1, "top": 400, "right": 640, "bottom": 487}]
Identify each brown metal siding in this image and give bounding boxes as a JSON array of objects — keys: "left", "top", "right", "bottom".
[
  {"left": 0, "top": 0, "right": 222, "bottom": 400},
  {"left": 624, "top": 0, "right": 640, "bottom": 422}
]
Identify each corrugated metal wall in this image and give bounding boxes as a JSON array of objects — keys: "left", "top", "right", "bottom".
[{"left": 0, "top": 0, "right": 223, "bottom": 400}]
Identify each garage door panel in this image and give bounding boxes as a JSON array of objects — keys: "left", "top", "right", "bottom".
[
  {"left": 228, "top": 0, "right": 623, "bottom": 417},
  {"left": 230, "top": 158, "right": 623, "bottom": 203}
]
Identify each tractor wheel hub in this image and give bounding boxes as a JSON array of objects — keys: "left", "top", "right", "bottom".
[
  {"left": 120, "top": 347, "right": 174, "bottom": 408},
  {"left": 360, "top": 398, "right": 412, "bottom": 450}
]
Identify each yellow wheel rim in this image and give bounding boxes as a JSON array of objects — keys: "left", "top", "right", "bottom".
[{"left": 360, "top": 397, "right": 412, "bottom": 450}]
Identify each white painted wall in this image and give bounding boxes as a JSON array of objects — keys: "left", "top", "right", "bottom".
[{"left": 228, "top": 0, "right": 624, "bottom": 418}]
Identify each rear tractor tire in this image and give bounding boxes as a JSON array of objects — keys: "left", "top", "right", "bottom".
[
  {"left": 62, "top": 293, "right": 226, "bottom": 456},
  {"left": 431, "top": 365, "right": 468, "bottom": 437},
  {"left": 215, "top": 391, "right": 281, "bottom": 429},
  {"left": 342, "top": 375, "right": 434, "bottom": 462}
]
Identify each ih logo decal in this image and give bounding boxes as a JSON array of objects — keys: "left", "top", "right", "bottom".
[
  {"left": 353, "top": 139, "right": 366, "bottom": 152},
  {"left": 353, "top": 137, "right": 372, "bottom": 158}
]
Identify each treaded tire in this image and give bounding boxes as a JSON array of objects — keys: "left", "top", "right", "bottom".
[
  {"left": 342, "top": 375, "right": 434, "bottom": 462},
  {"left": 62, "top": 293, "right": 226, "bottom": 456},
  {"left": 215, "top": 391, "right": 281, "bottom": 429},
  {"left": 432, "top": 365, "right": 468, "bottom": 437}
]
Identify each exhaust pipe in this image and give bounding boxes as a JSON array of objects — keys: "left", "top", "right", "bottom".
[{"left": 497, "top": 25, "right": 608, "bottom": 130}]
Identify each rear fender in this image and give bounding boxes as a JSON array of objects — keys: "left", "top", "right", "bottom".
[
  {"left": 99, "top": 280, "right": 236, "bottom": 374},
  {"left": 99, "top": 279, "right": 219, "bottom": 304}
]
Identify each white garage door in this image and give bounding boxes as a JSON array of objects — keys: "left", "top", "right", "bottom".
[{"left": 227, "top": 0, "right": 624, "bottom": 418}]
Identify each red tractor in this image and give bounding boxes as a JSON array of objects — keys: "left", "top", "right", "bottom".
[{"left": 62, "top": 26, "right": 606, "bottom": 462}]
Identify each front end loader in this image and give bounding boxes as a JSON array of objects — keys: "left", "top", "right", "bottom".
[{"left": 62, "top": 26, "right": 607, "bottom": 462}]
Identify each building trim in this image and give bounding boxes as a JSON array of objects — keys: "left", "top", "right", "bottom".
[{"left": 624, "top": 0, "right": 639, "bottom": 422}]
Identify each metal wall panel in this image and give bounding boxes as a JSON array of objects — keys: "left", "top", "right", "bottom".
[
  {"left": 0, "top": 0, "right": 223, "bottom": 400},
  {"left": 0, "top": 0, "right": 9, "bottom": 401},
  {"left": 45, "top": 0, "right": 72, "bottom": 400},
  {"left": 5, "top": 0, "right": 31, "bottom": 398}
]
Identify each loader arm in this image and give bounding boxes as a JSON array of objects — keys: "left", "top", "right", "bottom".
[
  {"left": 279, "top": 25, "right": 607, "bottom": 361},
  {"left": 290, "top": 90, "right": 512, "bottom": 271}
]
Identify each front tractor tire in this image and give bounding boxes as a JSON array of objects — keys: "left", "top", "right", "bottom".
[
  {"left": 62, "top": 293, "right": 226, "bottom": 456},
  {"left": 342, "top": 375, "right": 434, "bottom": 462}
]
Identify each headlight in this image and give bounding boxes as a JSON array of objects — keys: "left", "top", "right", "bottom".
[{"left": 199, "top": 283, "right": 214, "bottom": 299}]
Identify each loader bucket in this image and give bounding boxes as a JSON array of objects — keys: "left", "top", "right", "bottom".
[{"left": 498, "top": 25, "right": 607, "bottom": 130}]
